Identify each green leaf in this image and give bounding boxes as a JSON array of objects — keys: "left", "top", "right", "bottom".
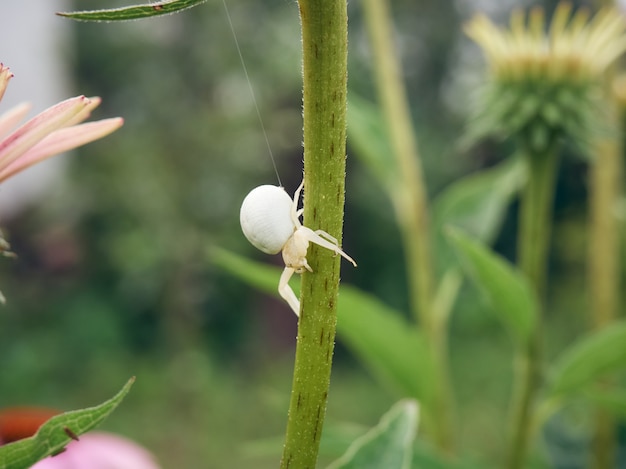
[
  {"left": 432, "top": 157, "right": 525, "bottom": 273},
  {"left": 548, "top": 321, "right": 626, "bottom": 397},
  {"left": 326, "top": 400, "right": 418, "bottom": 469},
  {"left": 57, "top": 0, "right": 207, "bottom": 21},
  {"left": 211, "top": 248, "right": 434, "bottom": 403},
  {"left": 337, "top": 288, "right": 434, "bottom": 404},
  {"left": 433, "top": 157, "right": 524, "bottom": 242},
  {"left": 445, "top": 227, "right": 538, "bottom": 344},
  {"left": 412, "top": 441, "right": 482, "bottom": 469},
  {"left": 0, "top": 377, "right": 134, "bottom": 469}
]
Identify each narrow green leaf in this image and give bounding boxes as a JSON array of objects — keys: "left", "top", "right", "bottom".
[
  {"left": 211, "top": 247, "right": 294, "bottom": 297},
  {"left": 326, "top": 400, "right": 418, "bottom": 469},
  {"left": 0, "top": 377, "right": 134, "bottom": 469},
  {"left": 548, "top": 321, "right": 626, "bottom": 396},
  {"left": 445, "top": 227, "right": 537, "bottom": 344},
  {"left": 337, "top": 288, "right": 434, "bottom": 404},
  {"left": 57, "top": 0, "right": 207, "bottom": 21},
  {"left": 211, "top": 248, "right": 434, "bottom": 402}
]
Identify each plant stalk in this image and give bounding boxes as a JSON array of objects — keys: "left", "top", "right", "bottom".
[
  {"left": 588, "top": 99, "right": 622, "bottom": 469},
  {"left": 361, "top": 0, "right": 454, "bottom": 453},
  {"left": 280, "top": 0, "right": 348, "bottom": 467},
  {"left": 507, "top": 143, "right": 559, "bottom": 469}
]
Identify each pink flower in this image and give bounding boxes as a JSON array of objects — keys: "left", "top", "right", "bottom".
[
  {"left": 30, "top": 431, "right": 160, "bottom": 469},
  {"left": 0, "top": 63, "right": 123, "bottom": 302},
  {"left": 0, "top": 63, "right": 123, "bottom": 183}
]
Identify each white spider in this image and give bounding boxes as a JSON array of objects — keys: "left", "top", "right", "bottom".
[{"left": 240, "top": 180, "right": 356, "bottom": 316}]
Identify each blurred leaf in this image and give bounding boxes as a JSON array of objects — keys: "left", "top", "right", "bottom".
[
  {"left": 338, "top": 288, "right": 434, "bottom": 403},
  {"left": 432, "top": 157, "right": 524, "bottom": 244},
  {"left": 57, "top": 0, "right": 207, "bottom": 21},
  {"left": 583, "top": 389, "right": 626, "bottom": 418},
  {"left": 412, "top": 441, "right": 483, "bottom": 469},
  {"left": 548, "top": 321, "right": 626, "bottom": 397},
  {"left": 339, "top": 287, "right": 436, "bottom": 436},
  {"left": 347, "top": 94, "right": 397, "bottom": 191},
  {"left": 212, "top": 248, "right": 435, "bottom": 403},
  {"left": 211, "top": 247, "right": 296, "bottom": 297},
  {"left": 0, "top": 378, "right": 134, "bottom": 469},
  {"left": 243, "top": 421, "right": 367, "bottom": 460},
  {"left": 326, "top": 400, "right": 418, "bottom": 469},
  {"left": 445, "top": 227, "right": 537, "bottom": 344}
]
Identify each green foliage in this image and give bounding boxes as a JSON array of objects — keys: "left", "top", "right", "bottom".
[
  {"left": 337, "top": 289, "right": 434, "bottom": 405},
  {"left": 548, "top": 321, "right": 626, "bottom": 397},
  {"left": 211, "top": 248, "right": 435, "bottom": 404},
  {"left": 347, "top": 95, "right": 397, "bottom": 191},
  {"left": 58, "top": 0, "right": 208, "bottom": 21},
  {"left": 0, "top": 378, "right": 134, "bottom": 469},
  {"left": 327, "top": 400, "right": 418, "bottom": 469},
  {"left": 431, "top": 157, "right": 525, "bottom": 276},
  {"left": 583, "top": 389, "right": 626, "bottom": 418},
  {"left": 446, "top": 227, "right": 538, "bottom": 345}
]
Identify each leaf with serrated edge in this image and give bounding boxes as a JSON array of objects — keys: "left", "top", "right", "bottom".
[
  {"left": 327, "top": 400, "right": 418, "bottom": 469},
  {"left": 0, "top": 378, "right": 134, "bottom": 469},
  {"left": 57, "top": 0, "right": 207, "bottom": 21}
]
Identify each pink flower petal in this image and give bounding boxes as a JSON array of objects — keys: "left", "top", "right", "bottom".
[
  {"left": 30, "top": 432, "right": 160, "bottom": 469},
  {"left": 0, "top": 64, "right": 13, "bottom": 103},
  {"left": 0, "top": 102, "right": 32, "bottom": 140},
  {"left": 0, "top": 117, "right": 123, "bottom": 182},
  {"left": 64, "top": 96, "right": 103, "bottom": 127},
  {"left": 0, "top": 96, "right": 92, "bottom": 171}
]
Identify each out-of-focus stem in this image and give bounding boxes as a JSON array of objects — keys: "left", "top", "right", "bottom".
[
  {"left": 588, "top": 98, "right": 622, "bottom": 469},
  {"left": 279, "top": 0, "right": 348, "bottom": 467},
  {"left": 507, "top": 143, "right": 559, "bottom": 469},
  {"left": 361, "top": 0, "right": 454, "bottom": 453}
]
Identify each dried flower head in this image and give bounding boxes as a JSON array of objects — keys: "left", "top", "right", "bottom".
[{"left": 464, "top": 3, "right": 626, "bottom": 152}]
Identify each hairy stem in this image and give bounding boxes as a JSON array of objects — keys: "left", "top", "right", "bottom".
[
  {"left": 279, "top": 0, "right": 348, "bottom": 467},
  {"left": 507, "top": 144, "right": 559, "bottom": 469},
  {"left": 361, "top": 0, "right": 454, "bottom": 452}
]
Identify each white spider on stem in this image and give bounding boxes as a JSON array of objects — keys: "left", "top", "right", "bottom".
[{"left": 240, "top": 179, "right": 356, "bottom": 316}]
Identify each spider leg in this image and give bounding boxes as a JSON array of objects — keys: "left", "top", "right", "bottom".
[
  {"left": 291, "top": 179, "right": 305, "bottom": 228},
  {"left": 314, "top": 229, "right": 338, "bottom": 246},
  {"left": 301, "top": 227, "right": 357, "bottom": 267},
  {"left": 278, "top": 266, "right": 300, "bottom": 316}
]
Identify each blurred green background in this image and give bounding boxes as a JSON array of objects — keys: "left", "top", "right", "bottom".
[{"left": 0, "top": 0, "right": 621, "bottom": 467}]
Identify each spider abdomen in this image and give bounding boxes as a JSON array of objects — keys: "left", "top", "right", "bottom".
[{"left": 240, "top": 185, "right": 295, "bottom": 255}]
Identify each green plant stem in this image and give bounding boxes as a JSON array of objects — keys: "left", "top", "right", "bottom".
[
  {"left": 588, "top": 100, "right": 622, "bottom": 469},
  {"left": 279, "top": 0, "right": 348, "bottom": 467},
  {"left": 507, "top": 144, "right": 559, "bottom": 469},
  {"left": 361, "top": 0, "right": 434, "bottom": 332},
  {"left": 361, "top": 0, "right": 454, "bottom": 453}
]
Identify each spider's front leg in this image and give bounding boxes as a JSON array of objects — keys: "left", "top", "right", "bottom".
[
  {"left": 301, "top": 227, "right": 357, "bottom": 267},
  {"left": 278, "top": 266, "right": 301, "bottom": 316}
]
